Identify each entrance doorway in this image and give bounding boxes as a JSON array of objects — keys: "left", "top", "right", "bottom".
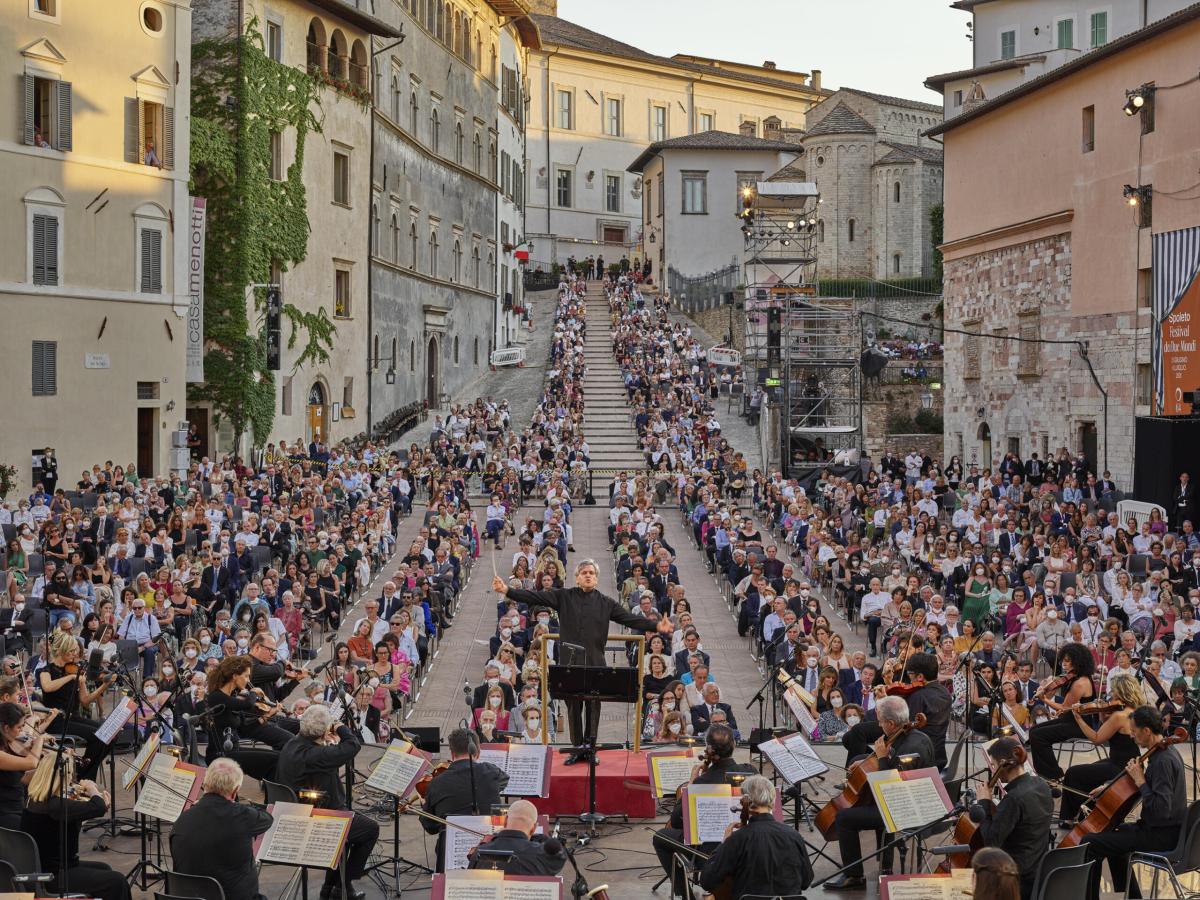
[
  {"left": 185, "top": 407, "right": 209, "bottom": 460},
  {"left": 426, "top": 336, "right": 439, "bottom": 406},
  {"left": 1080, "top": 422, "right": 1098, "bottom": 475},
  {"left": 307, "top": 382, "right": 328, "bottom": 448},
  {"left": 977, "top": 422, "right": 992, "bottom": 469},
  {"left": 137, "top": 408, "right": 155, "bottom": 477}
]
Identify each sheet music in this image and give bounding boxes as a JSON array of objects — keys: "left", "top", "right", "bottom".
[
  {"left": 95, "top": 698, "right": 136, "bottom": 745},
  {"left": 500, "top": 881, "right": 560, "bottom": 900},
  {"left": 366, "top": 740, "right": 429, "bottom": 796},
  {"left": 759, "top": 733, "right": 828, "bottom": 785},
  {"left": 780, "top": 687, "right": 818, "bottom": 735},
  {"left": 132, "top": 754, "right": 197, "bottom": 823},
  {"left": 685, "top": 785, "right": 737, "bottom": 845},
  {"left": 445, "top": 815, "right": 495, "bottom": 871},
  {"left": 503, "top": 744, "right": 549, "bottom": 797},
  {"left": 874, "top": 777, "right": 951, "bottom": 832},
  {"left": 122, "top": 732, "right": 161, "bottom": 790},
  {"left": 259, "top": 814, "right": 310, "bottom": 865},
  {"left": 478, "top": 747, "right": 509, "bottom": 772},
  {"left": 880, "top": 871, "right": 972, "bottom": 900},
  {"left": 256, "top": 803, "right": 349, "bottom": 870},
  {"left": 649, "top": 754, "right": 695, "bottom": 797},
  {"left": 307, "top": 816, "right": 350, "bottom": 867},
  {"left": 436, "top": 872, "right": 562, "bottom": 900}
]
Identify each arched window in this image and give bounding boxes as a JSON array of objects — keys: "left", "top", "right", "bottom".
[
  {"left": 488, "top": 141, "right": 496, "bottom": 182},
  {"left": 410, "top": 222, "right": 419, "bottom": 269},
  {"left": 452, "top": 240, "right": 462, "bottom": 282},
  {"left": 817, "top": 220, "right": 825, "bottom": 243},
  {"left": 894, "top": 181, "right": 901, "bottom": 203},
  {"left": 430, "top": 107, "right": 440, "bottom": 151},
  {"left": 893, "top": 253, "right": 901, "bottom": 274},
  {"left": 435, "top": 0, "right": 445, "bottom": 41},
  {"left": 455, "top": 122, "right": 463, "bottom": 164},
  {"left": 453, "top": 335, "right": 460, "bottom": 364},
  {"left": 409, "top": 339, "right": 415, "bottom": 372},
  {"left": 371, "top": 203, "right": 379, "bottom": 255},
  {"left": 425, "top": 0, "right": 435, "bottom": 32},
  {"left": 472, "top": 246, "right": 480, "bottom": 286},
  {"left": 349, "top": 40, "right": 368, "bottom": 89},
  {"left": 390, "top": 214, "right": 399, "bottom": 261},
  {"left": 848, "top": 218, "right": 855, "bottom": 243},
  {"left": 306, "top": 19, "right": 327, "bottom": 72},
  {"left": 487, "top": 251, "right": 495, "bottom": 287},
  {"left": 490, "top": 45, "right": 497, "bottom": 82},
  {"left": 328, "top": 29, "right": 347, "bottom": 80},
  {"left": 391, "top": 76, "right": 401, "bottom": 122},
  {"left": 429, "top": 232, "right": 439, "bottom": 278},
  {"left": 410, "top": 89, "right": 419, "bottom": 135},
  {"left": 473, "top": 337, "right": 479, "bottom": 366},
  {"left": 475, "top": 36, "right": 482, "bottom": 71},
  {"left": 473, "top": 133, "right": 482, "bottom": 172},
  {"left": 452, "top": 10, "right": 461, "bottom": 55}
]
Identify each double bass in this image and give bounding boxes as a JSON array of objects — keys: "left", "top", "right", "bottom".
[
  {"left": 1059, "top": 726, "right": 1188, "bottom": 848},
  {"left": 813, "top": 713, "right": 926, "bottom": 840}
]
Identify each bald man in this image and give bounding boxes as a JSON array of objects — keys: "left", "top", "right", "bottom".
[{"left": 469, "top": 799, "right": 565, "bottom": 876}]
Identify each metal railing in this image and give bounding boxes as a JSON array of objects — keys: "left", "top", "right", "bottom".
[
  {"left": 667, "top": 262, "right": 739, "bottom": 313},
  {"left": 814, "top": 276, "right": 942, "bottom": 298}
]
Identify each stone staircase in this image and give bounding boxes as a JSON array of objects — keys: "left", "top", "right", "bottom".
[{"left": 582, "top": 297, "right": 646, "bottom": 472}]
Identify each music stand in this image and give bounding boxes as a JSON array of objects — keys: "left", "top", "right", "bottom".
[{"left": 547, "top": 664, "right": 638, "bottom": 832}]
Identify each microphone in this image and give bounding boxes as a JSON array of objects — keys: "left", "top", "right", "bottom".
[
  {"left": 223, "top": 727, "right": 235, "bottom": 753},
  {"left": 930, "top": 844, "right": 972, "bottom": 856},
  {"left": 968, "top": 803, "right": 987, "bottom": 824},
  {"left": 544, "top": 838, "right": 563, "bottom": 857}
]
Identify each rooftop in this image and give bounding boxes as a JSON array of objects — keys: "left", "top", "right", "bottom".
[
  {"left": 307, "top": 0, "right": 402, "bottom": 37},
  {"left": 804, "top": 102, "right": 876, "bottom": 137},
  {"left": 924, "top": 55, "right": 1046, "bottom": 90},
  {"left": 627, "top": 130, "right": 801, "bottom": 173},
  {"left": 839, "top": 87, "right": 943, "bottom": 113},
  {"left": 876, "top": 140, "right": 944, "bottom": 164}
]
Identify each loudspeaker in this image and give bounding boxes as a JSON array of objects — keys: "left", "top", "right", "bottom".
[
  {"left": 1134, "top": 415, "right": 1200, "bottom": 511},
  {"left": 403, "top": 725, "right": 442, "bottom": 755}
]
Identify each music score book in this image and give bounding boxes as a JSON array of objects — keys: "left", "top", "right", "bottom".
[
  {"left": 121, "top": 731, "right": 161, "bottom": 791},
  {"left": 776, "top": 672, "right": 819, "bottom": 736},
  {"left": 645, "top": 748, "right": 699, "bottom": 798},
  {"left": 130, "top": 753, "right": 204, "bottom": 823},
  {"left": 866, "top": 767, "right": 953, "bottom": 833},
  {"left": 95, "top": 697, "right": 136, "bottom": 745},
  {"left": 758, "top": 731, "right": 828, "bottom": 785},
  {"left": 365, "top": 738, "right": 432, "bottom": 797},
  {"left": 880, "top": 869, "right": 972, "bottom": 900},
  {"left": 255, "top": 802, "right": 353, "bottom": 870},
  {"left": 680, "top": 784, "right": 784, "bottom": 845},
  {"left": 431, "top": 870, "right": 563, "bottom": 900},
  {"left": 443, "top": 813, "right": 551, "bottom": 871},
  {"left": 477, "top": 743, "right": 552, "bottom": 797}
]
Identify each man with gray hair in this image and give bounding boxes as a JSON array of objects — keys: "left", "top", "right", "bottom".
[
  {"left": 276, "top": 706, "right": 379, "bottom": 900},
  {"left": 825, "top": 695, "right": 937, "bottom": 890},
  {"left": 698, "top": 774, "right": 812, "bottom": 898},
  {"left": 469, "top": 798, "right": 565, "bottom": 876},
  {"left": 494, "top": 559, "right": 672, "bottom": 764},
  {"left": 171, "top": 758, "right": 274, "bottom": 900}
]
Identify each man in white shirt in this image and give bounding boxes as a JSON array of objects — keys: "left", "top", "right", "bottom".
[
  {"left": 916, "top": 491, "right": 939, "bottom": 520},
  {"left": 352, "top": 599, "right": 389, "bottom": 645},
  {"left": 904, "top": 450, "right": 923, "bottom": 485},
  {"left": 860, "top": 578, "right": 890, "bottom": 657}
]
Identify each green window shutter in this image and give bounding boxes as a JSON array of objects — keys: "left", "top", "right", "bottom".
[
  {"left": 23, "top": 74, "right": 35, "bottom": 145},
  {"left": 54, "top": 80, "right": 72, "bottom": 151},
  {"left": 163, "top": 105, "right": 174, "bottom": 169}
]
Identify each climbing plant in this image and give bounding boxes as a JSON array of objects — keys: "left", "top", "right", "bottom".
[
  {"left": 929, "top": 202, "right": 944, "bottom": 284},
  {"left": 189, "top": 22, "right": 335, "bottom": 447}
]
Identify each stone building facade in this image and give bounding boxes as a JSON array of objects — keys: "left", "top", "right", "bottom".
[{"left": 800, "top": 88, "right": 944, "bottom": 279}]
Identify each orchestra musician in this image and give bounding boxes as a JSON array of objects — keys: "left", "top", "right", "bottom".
[
  {"left": 1079, "top": 705, "right": 1187, "bottom": 899},
  {"left": 37, "top": 632, "right": 116, "bottom": 780},
  {"left": 1058, "top": 673, "right": 1142, "bottom": 827},
  {"left": 840, "top": 652, "right": 950, "bottom": 769},
  {"left": 421, "top": 727, "right": 509, "bottom": 873},
  {"left": 467, "top": 798, "right": 565, "bottom": 876},
  {"left": 1028, "top": 644, "right": 1098, "bottom": 781},
  {"left": 21, "top": 750, "right": 130, "bottom": 900},
  {"left": 0, "top": 701, "right": 45, "bottom": 829},
  {"left": 825, "top": 696, "right": 936, "bottom": 891},
  {"left": 171, "top": 758, "right": 274, "bottom": 900},
  {"left": 275, "top": 705, "right": 379, "bottom": 900},
  {"left": 204, "top": 656, "right": 291, "bottom": 780},
  {"left": 246, "top": 633, "right": 304, "bottom": 734},
  {"left": 492, "top": 560, "right": 672, "bottom": 764},
  {"left": 651, "top": 723, "right": 757, "bottom": 897},
  {"left": 697, "top": 774, "right": 813, "bottom": 899},
  {"left": 972, "top": 736, "right": 1054, "bottom": 900}
]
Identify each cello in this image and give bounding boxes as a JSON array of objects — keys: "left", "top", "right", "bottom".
[
  {"left": 813, "top": 713, "right": 926, "bottom": 840},
  {"left": 1058, "top": 726, "right": 1188, "bottom": 848}
]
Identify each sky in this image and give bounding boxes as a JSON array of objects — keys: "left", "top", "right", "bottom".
[{"left": 556, "top": 0, "right": 968, "bottom": 106}]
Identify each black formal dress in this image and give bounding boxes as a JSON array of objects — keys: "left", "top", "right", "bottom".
[
  {"left": 172, "top": 792, "right": 274, "bottom": 900},
  {"left": 250, "top": 660, "right": 301, "bottom": 734},
  {"left": 503, "top": 585, "right": 659, "bottom": 747},
  {"left": 40, "top": 663, "right": 108, "bottom": 780},
  {"left": 422, "top": 757, "right": 509, "bottom": 872},
  {"left": 1060, "top": 730, "right": 1138, "bottom": 822},
  {"left": 275, "top": 725, "right": 379, "bottom": 889},
  {"left": 1029, "top": 674, "right": 1096, "bottom": 780},
  {"left": 978, "top": 773, "right": 1055, "bottom": 900},
  {"left": 698, "top": 813, "right": 813, "bottom": 899},
  {"left": 204, "top": 687, "right": 293, "bottom": 780},
  {"left": 22, "top": 793, "right": 130, "bottom": 900},
  {"left": 470, "top": 829, "right": 566, "bottom": 876}
]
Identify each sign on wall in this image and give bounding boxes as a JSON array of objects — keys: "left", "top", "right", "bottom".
[
  {"left": 186, "top": 197, "right": 207, "bottom": 383},
  {"left": 1153, "top": 226, "right": 1200, "bottom": 415}
]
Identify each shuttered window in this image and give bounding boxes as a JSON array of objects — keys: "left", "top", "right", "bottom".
[
  {"left": 140, "top": 228, "right": 162, "bottom": 293},
  {"left": 32, "top": 341, "right": 57, "bottom": 397},
  {"left": 125, "top": 98, "right": 174, "bottom": 168},
  {"left": 23, "top": 75, "right": 72, "bottom": 151},
  {"left": 32, "top": 214, "right": 59, "bottom": 286}
]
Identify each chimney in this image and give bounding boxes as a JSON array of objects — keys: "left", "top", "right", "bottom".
[
  {"left": 962, "top": 80, "right": 987, "bottom": 113},
  {"left": 763, "top": 116, "right": 782, "bottom": 140},
  {"left": 811, "top": 69, "right": 822, "bottom": 90},
  {"left": 739, "top": 120, "right": 757, "bottom": 137},
  {"left": 762, "top": 60, "right": 777, "bottom": 70},
  {"left": 526, "top": 0, "right": 558, "bottom": 14}
]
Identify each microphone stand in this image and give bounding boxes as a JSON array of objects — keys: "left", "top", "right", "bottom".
[
  {"left": 809, "top": 802, "right": 966, "bottom": 886},
  {"left": 561, "top": 835, "right": 596, "bottom": 900}
]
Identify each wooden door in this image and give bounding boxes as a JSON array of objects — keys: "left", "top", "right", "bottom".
[{"left": 137, "top": 408, "right": 154, "bottom": 477}]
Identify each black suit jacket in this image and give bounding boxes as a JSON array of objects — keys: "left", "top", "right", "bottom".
[
  {"left": 472, "top": 829, "right": 565, "bottom": 876},
  {"left": 668, "top": 756, "right": 756, "bottom": 829},
  {"left": 690, "top": 701, "right": 737, "bottom": 735},
  {"left": 503, "top": 586, "right": 658, "bottom": 666},
  {"left": 171, "top": 793, "right": 273, "bottom": 900},
  {"left": 200, "top": 564, "right": 232, "bottom": 604},
  {"left": 275, "top": 726, "right": 361, "bottom": 810},
  {"left": 90, "top": 516, "right": 116, "bottom": 547},
  {"left": 674, "top": 648, "right": 710, "bottom": 676},
  {"left": 423, "top": 757, "right": 510, "bottom": 871}
]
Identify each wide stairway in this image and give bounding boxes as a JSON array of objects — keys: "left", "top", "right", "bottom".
[{"left": 582, "top": 297, "right": 645, "bottom": 472}]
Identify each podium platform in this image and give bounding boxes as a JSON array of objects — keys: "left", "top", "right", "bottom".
[{"left": 528, "top": 748, "right": 656, "bottom": 818}]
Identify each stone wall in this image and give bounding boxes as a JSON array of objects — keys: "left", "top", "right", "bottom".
[
  {"left": 688, "top": 305, "right": 746, "bottom": 352},
  {"left": 942, "top": 230, "right": 1146, "bottom": 486},
  {"left": 863, "top": 382, "right": 944, "bottom": 458}
]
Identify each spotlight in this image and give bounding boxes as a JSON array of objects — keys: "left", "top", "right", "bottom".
[
  {"left": 1123, "top": 184, "right": 1150, "bottom": 206},
  {"left": 786, "top": 220, "right": 796, "bottom": 230},
  {"left": 1123, "top": 84, "right": 1156, "bottom": 117}
]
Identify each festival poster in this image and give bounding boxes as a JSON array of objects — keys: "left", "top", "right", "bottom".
[{"left": 1160, "top": 272, "right": 1200, "bottom": 415}]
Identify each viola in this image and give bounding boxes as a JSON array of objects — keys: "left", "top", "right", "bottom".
[
  {"left": 1059, "top": 726, "right": 1187, "bottom": 848},
  {"left": 813, "top": 712, "right": 927, "bottom": 840},
  {"left": 414, "top": 760, "right": 451, "bottom": 798},
  {"left": 937, "top": 755, "right": 1007, "bottom": 872}
]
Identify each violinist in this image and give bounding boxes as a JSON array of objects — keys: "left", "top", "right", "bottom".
[
  {"left": 246, "top": 634, "right": 301, "bottom": 734},
  {"left": 825, "top": 696, "right": 936, "bottom": 891},
  {"left": 0, "top": 701, "right": 44, "bottom": 829},
  {"left": 1058, "top": 674, "right": 1142, "bottom": 827},
  {"left": 652, "top": 723, "right": 754, "bottom": 897},
  {"left": 1080, "top": 705, "right": 1187, "bottom": 898},
  {"left": 37, "top": 631, "right": 115, "bottom": 780},
  {"left": 973, "top": 737, "right": 1054, "bottom": 900},
  {"left": 422, "top": 727, "right": 509, "bottom": 872},
  {"left": 697, "top": 775, "right": 813, "bottom": 900},
  {"left": 1028, "top": 643, "right": 1097, "bottom": 781},
  {"left": 204, "top": 655, "right": 290, "bottom": 780}
]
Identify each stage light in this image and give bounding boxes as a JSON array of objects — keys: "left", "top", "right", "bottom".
[
  {"left": 1123, "top": 184, "right": 1140, "bottom": 206},
  {"left": 1123, "top": 84, "right": 1156, "bottom": 118},
  {"left": 786, "top": 220, "right": 796, "bottom": 230}
]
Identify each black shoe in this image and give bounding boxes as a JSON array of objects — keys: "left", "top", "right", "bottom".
[
  {"left": 825, "top": 874, "right": 866, "bottom": 891},
  {"left": 1058, "top": 819, "right": 1072, "bottom": 830},
  {"left": 564, "top": 752, "right": 582, "bottom": 766},
  {"left": 322, "top": 885, "right": 366, "bottom": 900}
]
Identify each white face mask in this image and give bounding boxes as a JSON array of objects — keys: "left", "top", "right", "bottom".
[
  {"left": 537, "top": 616, "right": 549, "bottom": 626},
  {"left": 501, "top": 629, "right": 512, "bottom": 639},
  {"left": 144, "top": 686, "right": 158, "bottom": 697},
  {"left": 490, "top": 696, "right": 502, "bottom": 708},
  {"left": 663, "top": 700, "right": 676, "bottom": 711},
  {"left": 807, "top": 658, "right": 818, "bottom": 668},
  {"left": 199, "top": 636, "right": 211, "bottom": 647},
  {"left": 668, "top": 722, "right": 682, "bottom": 734},
  {"left": 1087, "top": 614, "right": 1099, "bottom": 622},
  {"left": 527, "top": 718, "right": 540, "bottom": 730},
  {"left": 487, "top": 677, "right": 499, "bottom": 687},
  {"left": 237, "top": 638, "right": 249, "bottom": 650},
  {"left": 831, "top": 697, "right": 843, "bottom": 708},
  {"left": 162, "top": 667, "right": 174, "bottom": 677},
  {"left": 1046, "top": 610, "right": 1058, "bottom": 620},
  {"left": 846, "top": 715, "right": 861, "bottom": 727}
]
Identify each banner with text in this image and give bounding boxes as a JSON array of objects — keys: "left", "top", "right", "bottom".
[
  {"left": 1153, "top": 225, "right": 1200, "bottom": 414},
  {"left": 187, "top": 197, "right": 207, "bottom": 383}
]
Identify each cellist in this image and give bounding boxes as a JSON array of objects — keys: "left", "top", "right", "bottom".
[
  {"left": 972, "top": 737, "right": 1054, "bottom": 900},
  {"left": 1080, "top": 705, "right": 1186, "bottom": 899},
  {"left": 1058, "top": 674, "right": 1142, "bottom": 828}
]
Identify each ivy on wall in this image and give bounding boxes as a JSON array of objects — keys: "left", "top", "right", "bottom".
[{"left": 189, "top": 22, "right": 336, "bottom": 447}]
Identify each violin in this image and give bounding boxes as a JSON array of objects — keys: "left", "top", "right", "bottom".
[
  {"left": 1033, "top": 674, "right": 1069, "bottom": 703},
  {"left": 414, "top": 760, "right": 451, "bottom": 798},
  {"left": 813, "top": 712, "right": 927, "bottom": 840},
  {"left": 938, "top": 756, "right": 1007, "bottom": 872},
  {"left": 1059, "top": 726, "right": 1188, "bottom": 848}
]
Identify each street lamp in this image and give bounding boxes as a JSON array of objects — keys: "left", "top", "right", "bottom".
[{"left": 921, "top": 390, "right": 933, "bottom": 409}]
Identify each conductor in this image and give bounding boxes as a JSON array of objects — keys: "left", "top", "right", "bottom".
[{"left": 493, "top": 558, "right": 672, "bottom": 764}]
